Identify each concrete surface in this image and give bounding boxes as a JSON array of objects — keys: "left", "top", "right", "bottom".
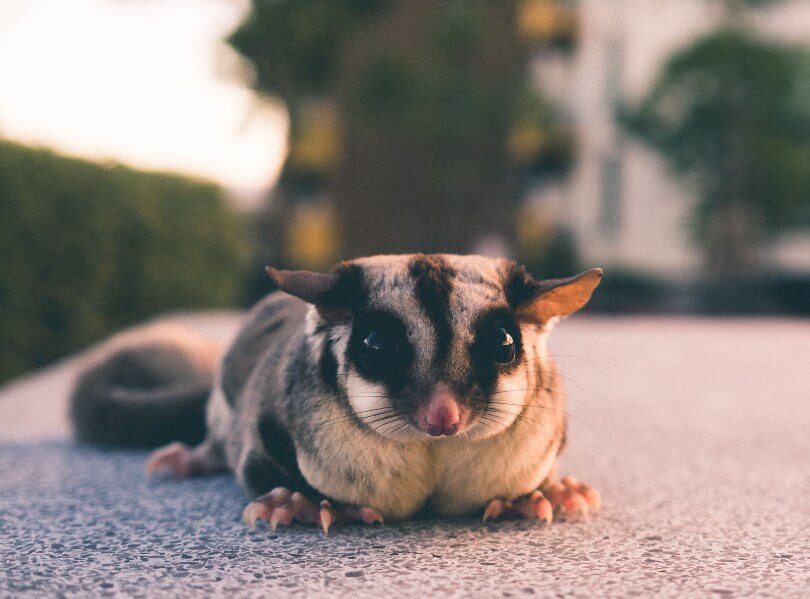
[{"left": 1, "top": 314, "right": 808, "bottom": 598}]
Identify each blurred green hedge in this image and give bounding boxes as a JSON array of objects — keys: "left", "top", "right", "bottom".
[{"left": 0, "top": 141, "right": 247, "bottom": 383}]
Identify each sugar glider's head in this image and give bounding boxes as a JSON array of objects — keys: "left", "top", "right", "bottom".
[{"left": 267, "top": 254, "right": 601, "bottom": 442}]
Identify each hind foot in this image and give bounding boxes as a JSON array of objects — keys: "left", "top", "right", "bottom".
[
  {"left": 243, "top": 487, "right": 384, "bottom": 535},
  {"left": 145, "top": 441, "right": 226, "bottom": 478},
  {"left": 483, "top": 476, "right": 601, "bottom": 525}
]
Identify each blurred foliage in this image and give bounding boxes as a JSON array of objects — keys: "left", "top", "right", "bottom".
[
  {"left": 529, "top": 227, "right": 579, "bottom": 279},
  {"left": 515, "top": 203, "right": 579, "bottom": 278},
  {"left": 285, "top": 201, "right": 342, "bottom": 270},
  {"left": 0, "top": 141, "right": 247, "bottom": 382},
  {"left": 287, "top": 100, "right": 341, "bottom": 173},
  {"left": 510, "top": 89, "right": 576, "bottom": 176},
  {"left": 229, "top": 0, "right": 576, "bottom": 270},
  {"left": 622, "top": 28, "right": 810, "bottom": 277},
  {"left": 517, "top": 0, "right": 578, "bottom": 52}
]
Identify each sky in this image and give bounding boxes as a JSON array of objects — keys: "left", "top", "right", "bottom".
[{"left": 0, "top": 0, "right": 288, "bottom": 202}]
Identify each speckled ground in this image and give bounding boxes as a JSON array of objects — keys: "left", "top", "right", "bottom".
[{"left": 1, "top": 315, "right": 808, "bottom": 597}]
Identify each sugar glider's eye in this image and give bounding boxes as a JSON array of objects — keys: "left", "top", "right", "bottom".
[
  {"left": 494, "top": 326, "right": 515, "bottom": 364},
  {"left": 363, "top": 331, "right": 385, "bottom": 351}
]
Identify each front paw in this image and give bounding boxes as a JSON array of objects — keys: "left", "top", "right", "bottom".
[
  {"left": 243, "top": 487, "right": 384, "bottom": 535},
  {"left": 482, "top": 490, "right": 553, "bottom": 526},
  {"left": 545, "top": 475, "right": 602, "bottom": 517},
  {"left": 483, "top": 476, "right": 601, "bottom": 525}
]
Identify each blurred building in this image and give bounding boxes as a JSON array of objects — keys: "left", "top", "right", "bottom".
[{"left": 529, "top": 0, "right": 810, "bottom": 280}]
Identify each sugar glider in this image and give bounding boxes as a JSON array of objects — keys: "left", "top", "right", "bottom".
[{"left": 71, "top": 254, "right": 603, "bottom": 532}]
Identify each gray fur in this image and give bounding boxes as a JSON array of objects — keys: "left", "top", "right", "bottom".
[
  {"left": 71, "top": 341, "right": 213, "bottom": 448},
  {"left": 72, "top": 254, "right": 598, "bottom": 519}
]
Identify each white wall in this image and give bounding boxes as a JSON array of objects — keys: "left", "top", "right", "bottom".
[{"left": 534, "top": 0, "right": 810, "bottom": 279}]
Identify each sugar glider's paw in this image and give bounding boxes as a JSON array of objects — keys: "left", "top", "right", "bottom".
[
  {"left": 145, "top": 441, "right": 225, "bottom": 479},
  {"left": 482, "top": 490, "right": 553, "bottom": 526},
  {"left": 482, "top": 476, "right": 601, "bottom": 526},
  {"left": 146, "top": 442, "right": 197, "bottom": 478},
  {"left": 544, "top": 475, "right": 601, "bottom": 518},
  {"left": 242, "top": 487, "right": 384, "bottom": 535}
]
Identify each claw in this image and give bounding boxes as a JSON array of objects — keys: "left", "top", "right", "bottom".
[
  {"left": 355, "top": 506, "right": 384, "bottom": 526},
  {"left": 537, "top": 497, "right": 553, "bottom": 526},
  {"left": 319, "top": 500, "right": 334, "bottom": 535},
  {"left": 243, "top": 487, "right": 293, "bottom": 528},
  {"left": 581, "top": 485, "right": 602, "bottom": 511},
  {"left": 269, "top": 505, "right": 293, "bottom": 532},
  {"left": 517, "top": 491, "right": 554, "bottom": 527},
  {"left": 482, "top": 476, "right": 598, "bottom": 528},
  {"left": 482, "top": 498, "right": 507, "bottom": 522},
  {"left": 242, "top": 502, "right": 270, "bottom": 528},
  {"left": 243, "top": 487, "right": 384, "bottom": 533}
]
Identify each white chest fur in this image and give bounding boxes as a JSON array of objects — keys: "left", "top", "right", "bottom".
[
  {"left": 296, "top": 430, "right": 435, "bottom": 520},
  {"left": 296, "top": 404, "right": 561, "bottom": 519},
  {"left": 429, "top": 419, "right": 561, "bottom": 516}
]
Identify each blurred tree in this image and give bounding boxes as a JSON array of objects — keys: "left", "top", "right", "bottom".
[
  {"left": 0, "top": 141, "right": 247, "bottom": 382},
  {"left": 229, "top": 0, "right": 576, "bottom": 267},
  {"left": 622, "top": 25, "right": 810, "bottom": 277}
]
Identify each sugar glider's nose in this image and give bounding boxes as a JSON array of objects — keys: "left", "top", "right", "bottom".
[{"left": 419, "top": 383, "right": 467, "bottom": 436}]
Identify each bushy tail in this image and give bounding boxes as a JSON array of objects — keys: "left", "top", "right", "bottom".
[{"left": 70, "top": 329, "right": 220, "bottom": 448}]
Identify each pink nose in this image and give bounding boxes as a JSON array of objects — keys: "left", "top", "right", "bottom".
[{"left": 420, "top": 384, "right": 464, "bottom": 436}]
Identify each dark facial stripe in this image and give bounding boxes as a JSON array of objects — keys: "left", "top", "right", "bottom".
[
  {"left": 346, "top": 309, "right": 413, "bottom": 394},
  {"left": 504, "top": 262, "right": 536, "bottom": 310},
  {"left": 409, "top": 255, "right": 455, "bottom": 368},
  {"left": 469, "top": 306, "right": 524, "bottom": 394},
  {"left": 318, "top": 335, "right": 339, "bottom": 393}
]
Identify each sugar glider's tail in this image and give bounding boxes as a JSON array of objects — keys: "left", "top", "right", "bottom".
[{"left": 70, "top": 327, "right": 221, "bottom": 448}]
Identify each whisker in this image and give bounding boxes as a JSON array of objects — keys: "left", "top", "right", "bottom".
[
  {"left": 514, "top": 372, "right": 591, "bottom": 407},
  {"left": 475, "top": 416, "right": 497, "bottom": 431},
  {"left": 334, "top": 410, "right": 407, "bottom": 453},
  {"left": 491, "top": 388, "right": 587, "bottom": 410},
  {"left": 479, "top": 412, "right": 509, "bottom": 425},
  {"left": 488, "top": 386, "right": 565, "bottom": 396},
  {"left": 488, "top": 401, "right": 570, "bottom": 416},
  {"left": 512, "top": 412, "right": 558, "bottom": 433},
  {"left": 377, "top": 417, "right": 409, "bottom": 437},
  {"left": 487, "top": 402, "right": 589, "bottom": 426},
  {"left": 520, "top": 353, "right": 603, "bottom": 366},
  {"left": 484, "top": 409, "right": 557, "bottom": 434},
  {"left": 364, "top": 411, "right": 409, "bottom": 427},
  {"left": 334, "top": 424, "right": 364, "bottom": 455},
  {"left": 479, "top": 413, "right": 513, "bottom": 429},
  {"left": 485, "top": 407, "right": 550, "bottom": 428},
  {"left": 520, "top": 365, "right": 590, "bottom": 394},
  {"left": 314, "top": 409, "right": 407, "bottom": 434},
  {"left": 313, "top": 406, "right": 400, "bottom": 430},
  {"left": 382, "top": 421, "right": 412, "bottom": 437}
]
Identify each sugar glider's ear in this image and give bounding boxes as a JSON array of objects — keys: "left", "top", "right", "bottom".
[
  {"left": 265, "top": 266, "right": 358, "bottom": 322},
  {"left": 509, "top": 267, "right": 603, "bottom": 325}
]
